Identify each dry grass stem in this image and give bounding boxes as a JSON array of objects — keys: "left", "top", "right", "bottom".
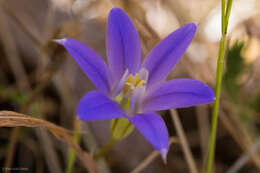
[
  {"left": 0, "top": 6, "right": 30, "bottom": 91},
  {"left": 196, "top": 105, "right": 210, "bottom": 167},
  {"left": 0, "top": 6, "right": 32, "bottom": 170},
  {"left": 227, "top": 138, "right": 260, "bottom": 173},
  {"left": 220, "top": 107, "right": 260, "bottom": 171},
  {"left": 36, "top": 129, "right": 63, "bottom": 173},
  {"left": 130, "top": 137, "right": 179, "bottom": 173},
  {"left": 170, "top": 109, "right": 199, "bottom": 173},
  {"left": 2, "top": 3, "right": 43, "bottom": 46}
]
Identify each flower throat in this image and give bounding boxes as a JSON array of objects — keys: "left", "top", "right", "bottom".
[{"left": 114, "top": 68, "right": 148, "bottom": 115}]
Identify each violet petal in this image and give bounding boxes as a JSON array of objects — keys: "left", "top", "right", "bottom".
[
  {"left": 143, "top": 23, "right": 197, "bottom": 88},
  {"left": 142, "top": 78, "right": 215, "bottom": 112},
  {"left": 55, "top": 38, "right": 111, "bottom": 94},
  {"left": 129, "top": 112, "right": 169, "bottom": 159},
  {"left": 77, "top": 90, "right": 125, "bottom": 121},
  {"left": 106, "top": 8, "right": 141, "bottom": 85}
]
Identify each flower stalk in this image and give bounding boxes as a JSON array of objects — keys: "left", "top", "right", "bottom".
[
  {"left": 94, "top": 138, "right": 117, "bottom": 160},
  {"left": 205, "top": 0, "right": 233, "bottom": 172},
  {"left": 65, "top": 120, "right": 81, "bottom": 173}
]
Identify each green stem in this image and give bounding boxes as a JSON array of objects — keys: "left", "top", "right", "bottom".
[
  {"left": 225, "top": 0, "right": 233, "bottom": 33},
  {"left": 65, "top": 121, "right": 81, "bottom": 173},
  {"left": 221, "top": 0, "right": 226, "bottom": 35},
  {"left": 94, "top": 138, "right": 117, "bottom": 160},
  {"left": 205, "top": 0, "right": 233, "bottom": 173}
]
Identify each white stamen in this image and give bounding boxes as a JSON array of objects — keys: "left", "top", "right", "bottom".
[
  {"left": 112, "top": 69, "right": 129, "bottom": 97},
  {"left": 138, "top": 68, "right": 149, "bottom": 82},
  {"left": 129, "top": 86, "right": 146, "bottom": 115}
]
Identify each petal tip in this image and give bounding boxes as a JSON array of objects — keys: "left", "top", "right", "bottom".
[
  {"left": 109, "top": 7, "right": 126, "bottom": 18},
  {"left": 160, "top": 148, "right": 168, "bottom": 164},
  {"left": 191, "top": 22, "right": 198, "bottom": 27},
  {"left": 187, "top": 22, "right": 198, "bottom": 32},
  {"left": 53, "top": 38, "right": 67, "bottom": 45},
  {"left": 208, "top": 88, "right": 216, "bottom": 102},
  {"left": 109, "top": 8, "right": 129, "bottom": 21},
  {"left": 110, "top": 7, "right": 124, "bottom": 14}
]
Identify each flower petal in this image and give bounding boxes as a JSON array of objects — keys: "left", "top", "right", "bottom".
[
  {"left": 142, "top": 79, "right": 215, "bottom": 112},
  {"left": 129, "top": 112, "right": 169, "bottom": 160},
  {"left": 77, "top": 90, "right": 125, "bottom": 121},
  {"left": 55, "top": 38, "right": 111, "bottom": 94},
  {"left": 106, "top": 8, "right": 141, "bottom": 85},
  {"left": 142, "top": 23, "right": 197, "bottom": 88}
]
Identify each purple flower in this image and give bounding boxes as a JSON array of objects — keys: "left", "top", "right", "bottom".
[{"left": 55, "top": 8, "right": 215, "bottom": 160}]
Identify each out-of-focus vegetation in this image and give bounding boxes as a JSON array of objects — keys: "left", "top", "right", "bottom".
[
  {"left": 224, "top": 42, "right": 246, "bottom": 100},
  {"left": 0, "top": 0, "right": 260, "bottom": 173}
]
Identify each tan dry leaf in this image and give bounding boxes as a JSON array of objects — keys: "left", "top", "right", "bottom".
[{"left": 0, "top": 111, "right": 97, "bottom": 173}]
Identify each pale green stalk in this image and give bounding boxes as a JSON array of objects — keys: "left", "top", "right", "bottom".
[
  {"left": 205, "top": 0, "right": 233, "bottom": 173},
  {"left": 65, "top": 121, "right": 81, "bottom": 173},
  {"left": 94, "top": 138, "right": 117, "bottom": 160}
]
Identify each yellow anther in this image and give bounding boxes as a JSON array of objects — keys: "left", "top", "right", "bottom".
[
  {"left": 127, "top": 74, "right": 144, "bottom": 87},
  {"left": 126, "top": 74, "right": 134, "bottom": 84},
  {"left": 133, "top": 74, "right": 142, "bottom": 87},
  {"left": 123, "top": 73, "right": 146, "bottom": 94},
  {"left": 114, "top": 69, "right": 148, "bottom": 114},
  {"left": 136, "top": 80, "right": 145, "bottom": 88}
]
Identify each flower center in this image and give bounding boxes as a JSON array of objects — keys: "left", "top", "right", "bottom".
[
  {"left": 113, "top": 68, "right": 149, "bottom": 115},
  {"left": 123, "top": 73, "right": 145, "bottom": 94}
]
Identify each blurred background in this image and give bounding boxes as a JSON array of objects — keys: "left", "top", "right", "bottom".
[{"left": 0, "top": 0, "right": 260, "bottom": 172}]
